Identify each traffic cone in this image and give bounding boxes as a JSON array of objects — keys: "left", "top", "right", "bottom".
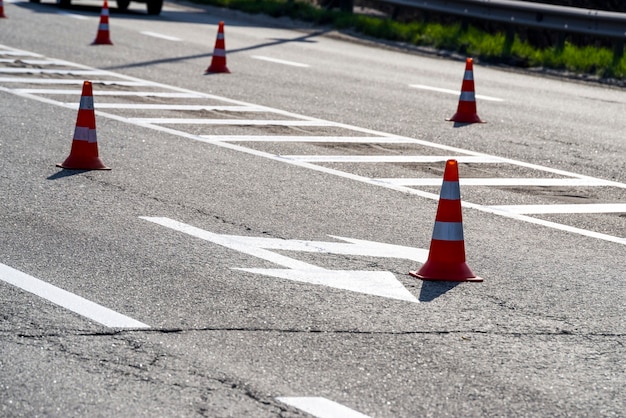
[
  {"left": 57, "top": 81, "right": 110, "bottom": 170},
  {"left": 92, "top": 0, "right": 113, "bottom": 45},
  {"left": 409, "top": 159, "right": 482, "bottom": 282},
  {"left": 0, "top": 0, "right": 7, "bottom": 18},
  {"left": 447, "top": 58, "right": 484, "bottom": 124},
  {"left": 205, "top": 21, "right": 230, "bottom": 74}
]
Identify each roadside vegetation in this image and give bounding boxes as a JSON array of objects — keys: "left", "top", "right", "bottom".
[{"left": 194, "top": 0, "right": 626, "bottom": 82}]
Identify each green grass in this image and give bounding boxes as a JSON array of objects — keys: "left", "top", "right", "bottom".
[{"left": 195, "top": 0, "right": 626, "bottom": 80}]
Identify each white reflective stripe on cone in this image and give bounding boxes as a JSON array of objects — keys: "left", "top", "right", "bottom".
[
  {"left": 432, "top": 221, "right": 464, "bottom": 241},
  {"left": 73, "top": 126, "right": 97, "bottom": 143},
  {"left": 459, "top": 91, "right": 476, "bottom": 101},
  {"left": 79, "top": 96, "right": 94, "bottom": 110},
  {"left": 439, "top": 180, "right": 461, "bottom": 200}
]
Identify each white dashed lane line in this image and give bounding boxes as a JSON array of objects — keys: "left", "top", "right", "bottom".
[
  {"left": 251, "top": 55, "right": 310, "bottom": 67},
  {"left": 410, "top": 83, "right": 505, "bottom": 101},
  {"left": 140, "top": 31, "right": 182, "bottom": 42}
]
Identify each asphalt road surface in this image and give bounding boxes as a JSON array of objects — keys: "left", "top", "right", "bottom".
[{"left": 1, "top": 0, "right": 625, "bottom": 417}]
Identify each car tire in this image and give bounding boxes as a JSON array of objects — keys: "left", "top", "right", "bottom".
[
  {"left": 117, "top": 0, "right": 130, "bottom": 11},
  {"left": 146, "top": 0, "right": 162, "bottom": 15}
]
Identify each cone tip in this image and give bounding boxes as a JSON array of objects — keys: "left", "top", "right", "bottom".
[{"left": 443, "top": 159, "right": 459, "bottom": 181}]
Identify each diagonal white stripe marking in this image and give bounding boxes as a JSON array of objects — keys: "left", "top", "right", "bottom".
[
  {"left": 409, "top": 84, "right": 504, "bottom": 102},
  {"left": 0, "top": 263, "right": 149, "bottom": 329},
  {"left": 0, "top": 68, "right": 110, "bottom": 75},
  {"left": 1, "top": 44, "right": 624, "bottom": 246},
  {"left": 12, "top": 88, "right": 204, "bottom": 97},
  {"left": 0, "top": 79, "right": 158, "bottom": 86},
  {"left": 251, "top": 55, "right": 310, "bottom": 67},
  {"left": 489, "top": 203, "right": 626, "bottom": 214},
  {"left": 277, "top": 397, "right": 370, "bottom": 418},
  {"left": 375, "top": 177, "right": 617, "bottom": 187},
  {"left": 60, "top": 103, "right": 266, "bottom": 111},
  {"left": 281, "top": 155, "right": 505, "bottom": 163},
  {"left": 200, "top": 135, "right": 415, "bottom": 143},
  {"left": 129, "top": 118, "right": 337, "bottom": 126}
]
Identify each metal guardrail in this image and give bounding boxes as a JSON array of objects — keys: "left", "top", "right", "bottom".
[{"left": 369, "top": 0, "right": 626, "bottom": 38}]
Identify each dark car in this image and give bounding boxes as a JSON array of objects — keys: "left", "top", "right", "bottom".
[{"left": 29, "top": 0, "right": 163, "bottom": 15}]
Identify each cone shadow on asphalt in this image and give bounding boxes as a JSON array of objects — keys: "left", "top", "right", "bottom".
[
  {"left": 47, "top": 169, "right": 90, "bottom": 180},
  {"left": 418, "top": 281, "right": 460, "bottom": 302}
]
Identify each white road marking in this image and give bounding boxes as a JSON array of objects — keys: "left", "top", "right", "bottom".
[
  {"left": 277, "top": 397, "right": 370, "bottom": 418},
  {"left": 375, "top": 177, "right": 617, "bottom": 187},
  {"left": 200, "top": 135, "right": 416, "bottom": 143},
  {"left": 140, "top": 31, "right": 182, "bottom": 42},
  {"left": 13, "top": 88, "right": 205, "bottom": 97},
  {"left": 129, "top": 118, "right": 338, "bottom": 126},
  {"left": 281, "top": 155, "right": 505, "bottom": 163},
  {"left": 0, "top": 50, "right": 42, "bottom": 57},
  {"left": 0, "top": 263, "right": 149, "bottom": 329},
  {"left": 0, "top": 68, "right": 110, "bottom": 75},
  {"left": 0, "top": 79, "right": 159, "bottom": 86},
  {"left": 141, "top": 217, "right": 423, "bottom": 303},
  {"left": 489, "top": 203, "right": 626, "bottom": 214},
  {"left": 251, "top": 55, "right": 310, "bottom": 68},
  {"left": 410, "top": 84, "right": 505, "bottom": 102},
  {"left": 60, "top": 103, "right": 267, "bottom": 111},
  {"left": 2, "top": 44, "right": 624, "bottom": 245},
  {"left": 57, "top": 11, "right": 90, "bottom": 19}
]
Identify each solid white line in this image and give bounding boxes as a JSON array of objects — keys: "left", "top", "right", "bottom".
[
  {"left": 200, "top": 135, "right": 416, "bottom": 143},
  {"left": 277, "top": 397, "right": 370, "bottom": 418},
  {"left": 409, "top": 84, "right": 504, "bottom": 102},
  {"left": 129, "top": 118, "right": 337, "bottom": 126},
  {"left": 375, "top": 177, "right": 616, "bottom": 187},
  {"left": 0, "top": 263, "right": 150, "bottom": 329},
  {"left": 251, "top": 55, "right": 310, "bottom": 68},
  {"left": 140, "top": 31, "right": 182, "bottom": 42},
  {"left": 489, "top": 203, "right": 626, "bottom": 215},
  {"left": 281, "top": 155, "right": 505, "bottom": 163}
]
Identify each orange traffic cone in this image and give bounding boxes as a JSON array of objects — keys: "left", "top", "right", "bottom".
[
  {"left": 57, "top": 81, "right": 110, "bottom": 170},
  {"left": 447, "top": 58, "right": 484, "bottom": 124},
  {"left": 409, "top": 159, "right": 482, "bottom": 282},
  {"left": 92, "top": 0, "right": 113, "bottom": 45},
  {"left": 205, "top": 21, "right": 230, "bottom": 74},
  {"left": 0, "top": 0, "right": 7, "bottom": 18}
]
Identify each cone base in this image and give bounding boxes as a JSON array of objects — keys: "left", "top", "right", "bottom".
[
  {"left": 92, "top": 39, "right": 113, "bottom": 45},
  {"left": 446, "top": 113, "right": 485, "bottom": 124},
  {"left": 205, "top": 65, "right": 230, "bottom": 74},
  {"left": 57, "top": 157, "right": 110, "bottom": 171},
  {"left": 409, "top": 270, "right": 483, "bottom": 282}
]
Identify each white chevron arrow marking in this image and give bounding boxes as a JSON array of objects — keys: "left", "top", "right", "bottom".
[{"left": 141, "top": 217, "right": 425, "bottom": 303}]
